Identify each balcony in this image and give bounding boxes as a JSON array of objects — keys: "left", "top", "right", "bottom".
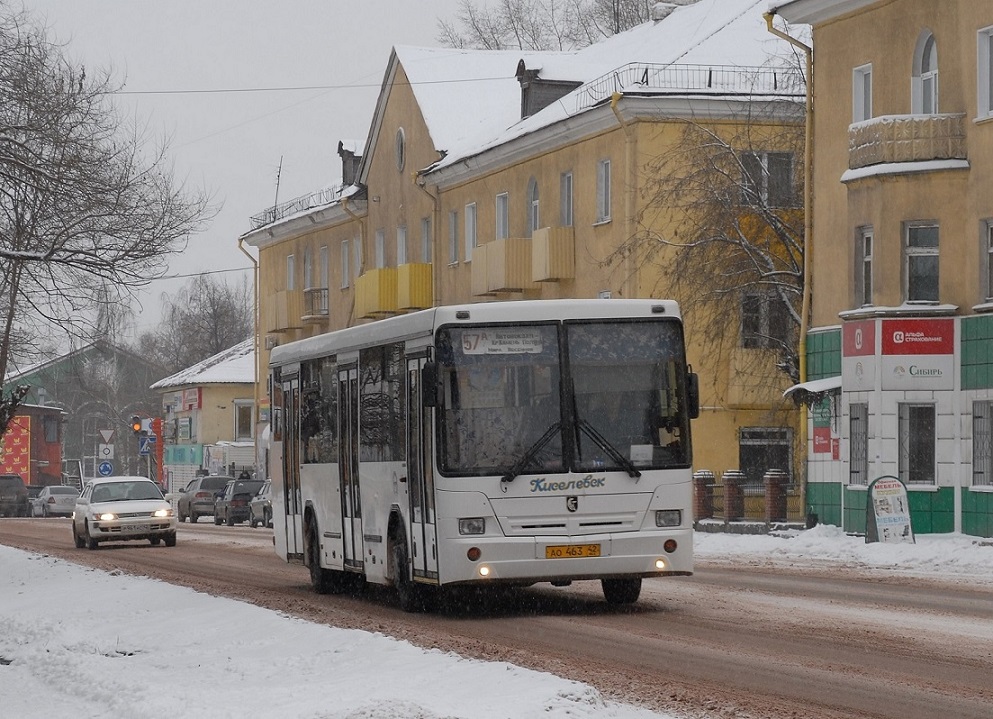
[
  {"left": 302, "top": 287, "right": 329, "bottom": 324},
  {"left": 397, "top": 263, "right": 433, "bottom": 310},
  {"left": 531, "top": 226, "right": 575, "bottom": 282},
  {"left": 264, "top": 289, "right": 304, "bottom": 333},
  {"left": 354, "top": 267, "right": 398, "bottom": 319},
  {"left": 472, "top": 238, "right": 539, "bottom": 295},
  {"left": 849, "top": 113, "right": 966, "bottom": 169}
]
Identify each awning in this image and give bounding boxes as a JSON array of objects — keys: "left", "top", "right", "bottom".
[{"left": 783, "top": 375, "right": 842, "bottom": 402}]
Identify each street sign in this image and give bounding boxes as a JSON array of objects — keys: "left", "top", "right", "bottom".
[
  {"left": 99, "top": 429, "right": 115, "bottom": 443},
  {"left": 138, "top": 435, "right": 157, "bottom": 456},
  {"left": 98, "top": 443, "right": 115, "bottom": 459},
  {"left": 98, "top": 461, "right": 114, "bottom": 476}
]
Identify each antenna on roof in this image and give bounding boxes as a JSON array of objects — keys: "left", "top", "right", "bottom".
[{"left": 273, "top": 156, "right": 283, "bottom": 214}]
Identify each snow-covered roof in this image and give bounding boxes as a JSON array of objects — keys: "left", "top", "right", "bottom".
[{"left": 150, "top": 339, "right": 255, "bottom": 390}]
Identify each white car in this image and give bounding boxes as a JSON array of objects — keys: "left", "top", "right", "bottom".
[
  {"left": 72, "top": 476, "right": 177, "bottom": 550},
  {"left": 33, "top": 485, "right": 79, "bottom": 517}
]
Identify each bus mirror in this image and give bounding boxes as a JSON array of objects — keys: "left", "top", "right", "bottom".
[
  {"left": 422, "top": 362, "right": 439, "bottom": 407},
  {"left": 687, "top": 371, "right": 700, "bottom": 420}
]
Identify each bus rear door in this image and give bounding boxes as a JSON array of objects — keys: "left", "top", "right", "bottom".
[
  {"left": 406, "top": 357, "right": 438, "bottom": 581},
  {"left": 281, "top": 375, "right": 304, "bottom": 559},
  {"left": 338, "top": 365, "right": 364, "bottom": 569}
]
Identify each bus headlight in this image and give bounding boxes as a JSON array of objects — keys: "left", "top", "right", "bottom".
[
  {"left": 459, "top": 517, "right": 486, "bottom": 535},
  {"left": 655, "top": 509, "right": 681, "bottom": 527}
]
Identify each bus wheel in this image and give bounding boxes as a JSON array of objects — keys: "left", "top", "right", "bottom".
[
  {"left": 308, "top": 523, "right": 346, "bottom": 594},
  {"left": 392, "top": 538, "right": 430, "bottom": 613},
  {"left": 601, "top": 577, "right": 641, "bottom": 605}
]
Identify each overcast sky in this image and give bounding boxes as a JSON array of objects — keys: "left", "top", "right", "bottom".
[{"left": 23, "top": 0, "right": 463, "bottom": 334}]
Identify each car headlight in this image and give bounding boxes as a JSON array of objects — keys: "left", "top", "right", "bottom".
[
  {"left": 655, "top": 509, "right": 681, "bottom": 527},
  {"left": 153, "top": 508, "right": 172, "bottom": 518},
  {"left": 98, "top": 512, "right": 116, "bottom": 521},
  {"left": 458, "top": 517, "right": 486, "bottom": 535}
]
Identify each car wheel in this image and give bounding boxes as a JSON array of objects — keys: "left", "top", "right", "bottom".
[
  {"left": 264, "top": 509, "right": 272, "bottom": 529},
  {"left": 177, "top": 508, "right": 186, "bottom": 523},
  {"left": 42, "top": 505, "right": 49, "bottom": 518},
  {"left": 164, "top": 533, "right": 177, "bottom": 547},
  {"left": 214, "top": 513, "right": 222, "bottom": 526},
  {"left": 250, "top": 515, "right": 258, "bottom": 529},
  {"left": 225, "top": 513, "right": 235, "bottom": 527},
  {"left": 189, "top": 511, "right": 198, "bottom": 524},
  {"left": 601, "top": 577, "right": 642, "bottom": 605},
  {"left": 72, "top": 522, "right": 85, "bottom": 548},
  {"left": 150, "top": 537, "right": 161, "bottom": 546},
  {"left": 84, "top": 522, "right": 99, "bottom": 550}
]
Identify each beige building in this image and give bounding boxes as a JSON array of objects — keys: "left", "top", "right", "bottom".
[
  {"left": 243, "top": 0, "right": 809, "bottom": 494},
  {"left": 773, "top": 0, "right": 993, "bottom": 537}
]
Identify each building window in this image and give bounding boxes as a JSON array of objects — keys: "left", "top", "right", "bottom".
[
  {"left": 855, "top": 227, "right": 873, "bottom": 307},
  {"left": 319, "top": 245, "right": 329, "bottom": 289},
  {"left": 234, "top": 400, "right": 254, "bottom": 441},
  {"left": 980, "top": 26, "right": 993, "bottom": 118},
  {"left": 495, "top": 192, "right": 509, "bottom": 240},
  {"left": 375, "top": 229, "right": 386, "bottom": 269},
  {"left": 899, "top": 403, "right": 935, "bottom": 485},
  {"left": 739, "top": 427, "right": 792, "bottom": 485},
  {"left": 905, "top": 223, "right": 939, "bottom": 302},
  {"left": 340, "top": 241, "right": 350, "bottom": 289},
  {"left": 985, "top": 221, "right": 993, "bottom": 302},
  {"left": 353, "top": 235, "right": 363, "bottom": 278},
  {"left": 286, "top": 254, "right": 296, "bottom": 291},
  {"left": 596, "top": 160, "right": 611, "bottom": 223},
  {"left": 464, "top": 202, "right": 477, "bottom": 262},
  {"left": 853, "top": 64, "right": 872, "bottom": 122},
  {"left": 448, "top": 210, "right": 458, "bottom": 265},
  {"left": 741, "top": 152, "right": 795, "bottom": 208},
  {"left": 850, "top": 403, "right": 868, "bottom": 486},
  {"left": 973, "top": 401, "right": 993, "bottom": 486},
  {"left": 303, "top": 247, "right": 313, "bottom": 290},
  {"left": 527, "top": 177, "right": 539, "bottom": 237},
  {"left": 397, "top": 226, "right": 407, "bottom": 265},
  {"left": 395, "top": 127, "right": 406, "bottom": 172},
  {"left": 741, "top": 292, "right": 790, "bottom": 349},
  {"left": 560, "top": 172, "right": 573, "bottom": 227},
  {"left": 913, "top": 32, "right": 939, "bottom": 114},
  {"left": 421, "top": 217, "right": 432, "bottom": 263}
]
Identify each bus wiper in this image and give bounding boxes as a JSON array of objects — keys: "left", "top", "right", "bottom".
[
  {"left": 502, "top": 422, "right": 561, "bottom": 484},
  {"left": 576, "top": 419, "right": 641, "bottom": 479}
]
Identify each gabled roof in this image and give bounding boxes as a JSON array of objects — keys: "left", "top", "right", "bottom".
[
  {"left": 4, "top": 340, "right": 165, "bottom": 384},
  {"left": 150, "top": 339, "right": 254, "bottom": 390}
]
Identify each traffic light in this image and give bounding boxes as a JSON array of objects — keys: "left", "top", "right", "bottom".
[{"left": 131, "top": 415, "right": 142, "bottom": 435}]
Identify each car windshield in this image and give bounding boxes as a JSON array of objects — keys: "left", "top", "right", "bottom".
[
  {"left": 50, "top": 487, "right": 77, "bottom": 495},
  {"left": 91, "top": 481, "right": 162, "bottom": 503},
  {"left": 232, "top": 481, "right": 263, "bottom": 497},
  {"left": 202, "top": 476, "right": 231, "bottom": 491},
  {"left": 0, "top": 477, "right": 23, "bottom": 488}
]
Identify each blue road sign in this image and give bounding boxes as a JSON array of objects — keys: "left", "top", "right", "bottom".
[
  {"left": 98, "top": 461, "right": 114, "bottom": 476},
  {"left": 138, "top": 435, "right": 157, "bottom": 456}
]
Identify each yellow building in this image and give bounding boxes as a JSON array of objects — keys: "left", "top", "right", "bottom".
[
  {"left": 242, "top": 0, "right": 809, "bottom": 503},
  {"left": 773, "top": 0, "right": 993, "bottom": 537}
]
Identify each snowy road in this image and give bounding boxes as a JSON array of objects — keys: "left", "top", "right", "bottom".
[{"left": 1, "top": 519, "right": 990, "bottom": 719}]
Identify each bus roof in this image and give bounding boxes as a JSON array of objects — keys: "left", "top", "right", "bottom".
[{"left": 268, "top": 299, "right": 682, "bottom": 368}]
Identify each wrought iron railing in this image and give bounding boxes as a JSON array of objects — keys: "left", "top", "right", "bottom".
[{"left": 250, "top": 184, "right": 347, "bottom": 230}]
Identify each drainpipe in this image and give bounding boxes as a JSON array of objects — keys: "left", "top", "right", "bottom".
[
  {"left": 413, "top": 172, "right": 441, "bottom": 308},
  {"left": 610, "top": 92, "right": 639, "bottom": 299},
  {"left": 765, "top": 11, "right": 814, "bottom": 521},
  {"left": 237, "top": 236, "right": 260, "bottom": 475}
]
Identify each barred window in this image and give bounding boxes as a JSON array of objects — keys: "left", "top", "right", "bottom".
[{"left": 899, "top": 403, "right": 935, "bottom": 485}]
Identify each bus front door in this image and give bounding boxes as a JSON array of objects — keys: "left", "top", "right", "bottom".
[
  {"left": 338, "top": 366, "right": 364, "bottom": 570},
  {"left": 406, "top": 358, "right": 438, "bottom": 581},
  {"left": 281, "top": 377, "right": 304, "bottom": 560}
]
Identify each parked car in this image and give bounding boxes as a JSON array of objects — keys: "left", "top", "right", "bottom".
[
  {"left": 0, "top": 473, "right": 29, "bottom": 517},
  {"left": 34, "top": 485, "right": 79, "bottom": 517},
  {"left": 214, "top": 479, "right": 264, "bottom": 526},
  {"left": 71, "top": 476, "right": 177, "bottom": 549},
  {"left": 26, "top": 485, "right": 45, "bottom": 516},
  {"left": 176, "top": 475, "right": 233, "bottom": 523},
  {"left": 249, "top": 480, "right": 272, "bottom": 528}
]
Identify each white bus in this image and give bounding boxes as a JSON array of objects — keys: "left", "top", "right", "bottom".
[{"left": 268, "top": 299, "right": 698, "bottom": 611}]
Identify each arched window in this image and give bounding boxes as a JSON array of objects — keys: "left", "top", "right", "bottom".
[
  {"left": 913, "top": 31, "right": 939, "bottom": 114},
  {"left": 527, "top": 177, "right": 539, "bottom": 237}
]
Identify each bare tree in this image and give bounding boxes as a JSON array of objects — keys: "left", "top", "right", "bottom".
[
  {"left": 0, "top": 4, "right": 212, "bottom": 430},
  {"left": 437, "top": 0, "right": 654, "bottom": 51},
  {"left": 136, "top": 274, "right": 252, "bottom": 374}
]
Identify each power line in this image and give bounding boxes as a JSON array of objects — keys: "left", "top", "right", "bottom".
[
  {"left": 149, "top": 266, "right": 253, "bottom": 282},
  {"left": 116, "top": 76, "right": 509, "bottom": 96}
]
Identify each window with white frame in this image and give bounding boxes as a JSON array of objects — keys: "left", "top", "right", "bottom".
[
  {"left": 596, "top": 160, "right": 611, "bottom": 223},
  {"left": 319, "top": 245, "right": 329, "bottom": 289},
  {"left": 464, "top": 202, "right": 477, "bottom": 262},
  {"left": 448, "top": 210, "right": 458, "bottom": 264},
  {"left": 741, "top": 291, "right": 790, "bottom": 349},
  {"left": 397, "top": 226, "right": 407, "bottom": 265},
  {"left": 905, "top": 223, "right": 939, "bottom": 302},
  {"left": 340, "top": 241, "right": 350, "bottom": 288},
  {"left": 303, "top": 247, "right": 313, "bottom": 290},
  {"left": 985, "top": 220, "right": 993, "bottom": 301},
  {"left": 353, "top": 236, "right": 363, "bottom": 278},
  {"left": 527, "top": 178, "right": 539, "bottom": 237},
  {"left": 421, "top": 217, "right": 432, "bottom": 263},
  {"left": 375, "top": 229, "right": 386, "bottom": 269},
  {"left": 850, "top": 403, "right": 869, "bottom": 485},
  {"left": 980, "top": 26, "right": 993, "bottom": 118},
  {"left": 855, "top": 226, "right": 873, "bottom": 307},
  {"left": 234, "top": 400, "right": 254, "bottom": 441},
  {"left": 286, "top": 254, "right": 296, "bottom": 291},
  {"left": 913, "top": 31, "right": 939, "bottom": 114},
  {"left": 853, "top": 64, "right": 872, "bottom": 122},
  {"left": 899, "top": 403, "right": 935, "bottom": 485},
  {"left": 741, "top": 152, "right": 796, "bottom": 207},
  {"left": 973, "top": 401, "right": 993, "bottom": 486},
  {"left": 560, "top": 172, "right": 573, "bottom": 227},
  {"left": 495, "top": 193, "right": 509, "bottom": 240}
]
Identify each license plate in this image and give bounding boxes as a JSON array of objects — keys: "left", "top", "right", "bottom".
[
  {"left": 120, "top": 524, "right": 144, "bottom": 533},
  {"left": 545, "top": 543, "right": 601, "bottom": 559}
]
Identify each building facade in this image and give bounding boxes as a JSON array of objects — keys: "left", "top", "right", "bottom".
[{"left": 774, "top": 0, "right": 993, "bottom": 536}]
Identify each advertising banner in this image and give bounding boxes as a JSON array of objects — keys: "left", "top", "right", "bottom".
[
  {"left": 865, "top": 476, "right": 915, "bottom": 544},
  {"left": 880, "top": 318, "right": 954, "bottom": 390},
  {"left": 842, "top": 320, "right": 877, "bottom": 391}
]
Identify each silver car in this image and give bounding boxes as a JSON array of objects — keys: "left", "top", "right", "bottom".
[
  {"left": 34, "top": 485, "right": 79, "bottom": 517},
  {"left": 249, "top": 480, "right": 272, "bottom": 528},
  {"left": 72, "top": 476, "right": 177, "bottom": 549}
]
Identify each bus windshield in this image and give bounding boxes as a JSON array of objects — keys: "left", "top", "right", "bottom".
[{"left": 436, "top": 319, "right": 690, "bottom": 476}]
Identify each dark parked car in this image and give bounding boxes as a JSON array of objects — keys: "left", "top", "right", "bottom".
[
  {"left": 176, "top": 475, "right": 233, "bottom": 523},
  {"left": 214, "top": 479, "right": 264, "bottom": 526},
  {"left": 0, "top": 473, "right": 29, "bottom": 517}
]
